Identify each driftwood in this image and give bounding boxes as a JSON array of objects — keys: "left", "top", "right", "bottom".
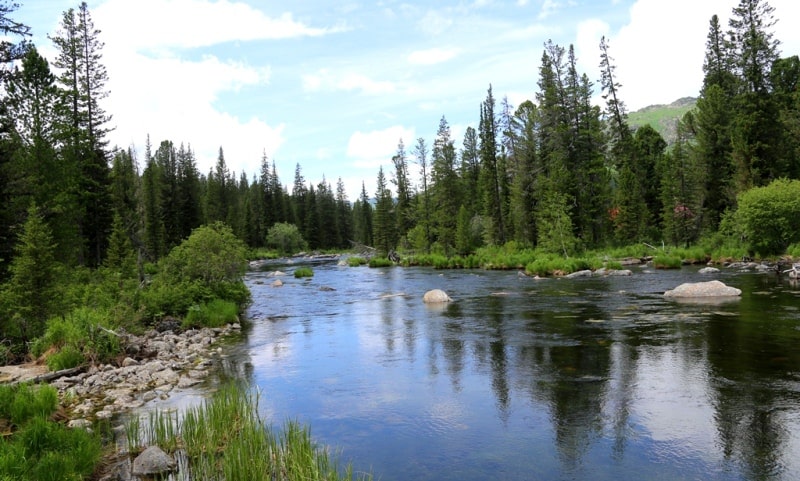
[{"left": 9, "top": 365, "right": 87, "bottom": 386}]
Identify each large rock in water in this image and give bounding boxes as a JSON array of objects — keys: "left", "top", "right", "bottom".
[
  {"left": 664, "top": 280, "right": 741, "bottom": 298},
  {"left": 423, "top": 289, "right": 452, "bottom": 303},
  {"left": 132, "top": 446, "right": 175, "bottom": 476}
]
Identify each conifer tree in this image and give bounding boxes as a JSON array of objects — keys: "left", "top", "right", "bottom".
[
  {"left": 391, "top": 139, "right": 414, "bottom": 242},
  {"left": 478, "top": 85, "right": 506, "bottom": 245},
  {"left": 431, "top": 116, "right": 460, "bottom": 253}
]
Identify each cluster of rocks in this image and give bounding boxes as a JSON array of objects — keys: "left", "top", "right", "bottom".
[{"left": 52, "top": 323, "right": 241, "bottom": 426}]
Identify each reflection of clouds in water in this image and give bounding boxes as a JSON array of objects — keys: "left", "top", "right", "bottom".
[{"left": 628, "top": 346, "right": 719, "bottom": 461}]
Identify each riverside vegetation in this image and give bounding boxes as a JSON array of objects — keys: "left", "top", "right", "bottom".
[{"left": 0, "top": 0, "right": 798, "bottom": 479}]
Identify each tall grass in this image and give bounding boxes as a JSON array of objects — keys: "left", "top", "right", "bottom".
[
  {"left": 0, "top": 383, "right": 101, "bottom": 481},
  {"left": 183, "top": 299, "right": 239, "bottom": 329},
  {"left": 131, "top": 383, "right": 371, "bottom": 481},
  {"left": 294, "top": 267, "right": 315, "bottom": 278}
]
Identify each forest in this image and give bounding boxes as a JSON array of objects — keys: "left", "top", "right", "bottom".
[{"left": 0, "top": 0, "right": 798, "bottom": 360}]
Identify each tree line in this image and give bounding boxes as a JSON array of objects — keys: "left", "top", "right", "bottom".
[{"left": 1, "top": 0, "right": 799, "bottom": 282}]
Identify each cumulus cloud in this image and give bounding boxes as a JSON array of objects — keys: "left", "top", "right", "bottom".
[
  {"left": 346, "top": 126, "right": 416, "bottom": 170},
  {"left": 94, "top": 0, "right": 340, "bottom": 51}
]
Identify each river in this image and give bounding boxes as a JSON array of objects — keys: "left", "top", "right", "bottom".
[{"left": 224, "top": 259, "right": 800, "bottom": 481}]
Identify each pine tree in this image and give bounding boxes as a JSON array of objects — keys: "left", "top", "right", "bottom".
[
  {"left": 460, "top": 126, "right": 481, "bottom": 216},
  {"left": 391, "top": 139, "right": 414, "bottom": 243},
  {"left": 373, "top": 167, "right": 395, "bottom": 253},
  {"left": 50, "top": 3, "right": 112, "bottom": 266},
  {"left": 176, "top": 143, "right": 202, "bottom": 239},
  {"left": 2, "top": 205, "right": 60, "bottom": 347},
  {"left": 479, "top": 85, "right": 506, "bottom": 245},
  {"left": 335, "top": 178, "right": 353, "bottom": 248},
  {"left": 413, "top": 137, "right": 432, "bottom": 252},
  {"left": 430, "top": 116, "right": 460, "bottom": 253},
  {"left": 507, "top": 100, "right": 539, "bottom": 245},
  {"left": 206, "top": 147, "right": 230, "bottom": 223}
]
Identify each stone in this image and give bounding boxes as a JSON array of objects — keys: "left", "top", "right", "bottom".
[
  {"left": 423, "top": 289, "right": 452, "bottom": 303},
  {"left": 132, "top": 446, "right": 176, "bottom": 476},
  {"left": 68, "top": 418, "right": 92, "bottom": 430},
  {"left": 698, "top": 267, "right": 720, "bottom": 274},
  {"left": 565, "top": 270, "right": 593, "bottom": 279},
  {"left": 664, "top": 280, "right": 741, "bottom": 298},
  {"left": 271, "top": 279, "right": 284, "bottom": 287},
  {"left": 607, "top": 269, "right": 632, "bottom": 276}
]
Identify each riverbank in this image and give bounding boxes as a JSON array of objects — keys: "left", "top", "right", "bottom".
[{"left": 1, "top": 323, "right": 242, "bottom": 428}]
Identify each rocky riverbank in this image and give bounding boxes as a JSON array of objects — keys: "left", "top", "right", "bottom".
[{"left": 46, "top": 323, "right": 242, "bottom": 427}]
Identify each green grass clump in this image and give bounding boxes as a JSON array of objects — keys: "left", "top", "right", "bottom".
[
  {"left": 368, "top": 257, "right": 392, "bottom": 268},
  {"left": 131, "top": 383, "right": 371, "bottom": 481},
  {"left": 183, "top": 299, "right": 239, "bottom": 329},
  {"left": 31, "top": 307, "right": 120, "bottom": 368},
  {"left": 347, "top": 256, "right": 367, "bottom": 267},
  {"left": 653, "top": 255, "right": 683, "bottom": 269},
  {"left": 0, "top": 384, "right": 101, "bottom": 481},
  {"left": 294, "top": 267, "right": 315, "bottom": 278}
]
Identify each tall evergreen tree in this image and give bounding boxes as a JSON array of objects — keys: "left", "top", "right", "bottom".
[
  {"left": 430, "top": 116, "right": 461, "bottom": 253},
  {"left": 335, "top": 178, "right": 352, "bottom": 248},
  {"left": 460, "top": 126, "right": 481, "bottom": 216},
  {"left": 413, "top": 137, "right": 432, "bottom": 252},
  {"left": 373, "top": 167, "right": 395, "bottom": 253},
  {"left": 391, "top": 139, "right": 414, "bottom": 243},
  {"left": 50, "top": 2, "right": 112, "bottom": 266},
  {"left": 479, "top": 85, "right": 506, "bottom": 245}
]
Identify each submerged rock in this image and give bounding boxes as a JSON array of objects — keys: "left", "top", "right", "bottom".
[
  {"left": 664, "top": 280, "right": 741, "bottom": 298},
  {"left": 423, "top": 289, "right": 452, "bottom": 303},
  {"left": 698, "top": 267, "right": 720, "bottom": 274},
  {"left": 565, "top": 270, "right": 592, "bottom": 279}
]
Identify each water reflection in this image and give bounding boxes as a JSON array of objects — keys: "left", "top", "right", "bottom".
[{"left": 237, "top": 262, "right": 800, "bottom": 480}]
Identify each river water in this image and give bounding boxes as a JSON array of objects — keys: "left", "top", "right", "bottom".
[{"left": 232, "top": 260, "right": 800, "bottom": 481}]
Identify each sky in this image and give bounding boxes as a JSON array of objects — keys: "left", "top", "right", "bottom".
[{"left": 13, "top": 0, "right": 800, "bottom": 199}]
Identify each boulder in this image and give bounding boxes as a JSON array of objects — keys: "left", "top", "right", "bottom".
[
  {"left": 423, "top": 289, "right": 452, "bottom": 303},
  {"left": 565, "top": 270, "right": 593, "bottom": 279},
  {"left": 271, "top": 279, "right": 283, "bottom": 287},
  {"left": 132, "top": 446, "right": 175, "bottom": 476},
  {"left": 698, "top": 267, "right": 720, "bottom": 274},
  {"left": 607, "top": 269, "right": 632, "bottom": 276},
  {"left": 664, "top": 280, "right": 741, "bottom": 298}
]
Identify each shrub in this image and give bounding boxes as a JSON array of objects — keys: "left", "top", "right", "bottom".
[
  {"left": 293, "top": 267, "right": 314, "bottom": 278},
  {"left": 736, "top": 179, "right": 800, "bottom": 256},
  {"left": 46, "top": 345, "right": 85, "bottom": 371},
  {"left": 183, "top": 300, "right": 239, "bottom": 329},
  {"left": 265, "top": 223, "right": 307, "bottom": 255}
]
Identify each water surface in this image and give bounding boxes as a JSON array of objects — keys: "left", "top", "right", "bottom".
[{"left": 239, "top": 261, "right": 800, "bottom": 481}]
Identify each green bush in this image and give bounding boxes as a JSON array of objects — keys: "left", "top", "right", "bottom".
[
  {"left": 736, "top": 179, "right": 800, "bottom": 256},
  {"left": 183, "top": 299, "right": 239, "bottom": 329},
  {"left": 265, "top": 222, "right": 307, "bottom": 255},
  {"left": 46, "top": 345, "right": 85, "bottom": 371},
  {"left": 294, "top": 267, "right": 314, "bottom": 278},
  {"left": 141, "top": 223, "right": 251, "bottom": 320}
]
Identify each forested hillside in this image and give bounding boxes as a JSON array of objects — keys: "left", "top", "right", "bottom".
[{"left": 0, "top": 1, "right": 799, "bottom": 357}]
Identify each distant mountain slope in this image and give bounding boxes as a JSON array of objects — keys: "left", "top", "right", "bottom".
[{"left": 627, "top": 97, "right": 697, "bottom": 144}]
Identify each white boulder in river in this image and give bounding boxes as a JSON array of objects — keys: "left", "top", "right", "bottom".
[
  {"left": 664, "top": 280, "right": 741, "bottom": 298},
  {"left": 423, "top": 289, "right": 452, "bottom": 303}
]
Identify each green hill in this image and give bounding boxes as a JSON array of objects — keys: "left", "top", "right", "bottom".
[{"left": 627, "top": 97, "right": 696, "bottom": 143}]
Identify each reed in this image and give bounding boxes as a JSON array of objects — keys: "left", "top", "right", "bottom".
[{"left": 132, "top": 383, "right": 372, "bottom": 481}]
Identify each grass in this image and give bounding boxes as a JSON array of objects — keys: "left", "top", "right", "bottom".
[
  {"left": 128, "top": 383, "right": 372, "bottom": 481},
  {"left": 368, "top": 257, "right": 393, "bottom": 268},
  {"left": 294, "top": 267, "right": 314, "bottom": 278},
  {"left": 347, "top": 256, "right": 368, "bottom": 267},
  {"left": 183, "top": 299, "right": 239, "bottom": 329},
  {"left": 0, "top": 383, "right": 101, "bottom": 481},
  {"left": 653, "top": 254, "right": 683, "bottom": 269}
]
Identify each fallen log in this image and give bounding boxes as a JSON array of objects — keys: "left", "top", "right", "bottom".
[{"left": 9, "top": 365, "right": 87, "bottom": 386}]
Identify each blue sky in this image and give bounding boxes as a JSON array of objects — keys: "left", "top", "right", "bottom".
[{"left": 15, "top": 0, "right": 800, "bottom": 198}]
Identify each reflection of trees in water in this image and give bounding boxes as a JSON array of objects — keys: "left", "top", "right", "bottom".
[{"left": 705, "top": 298, "right": 800, "bottom": 480}]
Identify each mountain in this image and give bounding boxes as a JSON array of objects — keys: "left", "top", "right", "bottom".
[{"left": 627, "top": 96, "right": 697, "bottom": 144}]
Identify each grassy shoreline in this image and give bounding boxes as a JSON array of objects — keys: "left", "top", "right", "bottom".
[{"left": 125, "top": 382, "right": 372, "bottom": 481}]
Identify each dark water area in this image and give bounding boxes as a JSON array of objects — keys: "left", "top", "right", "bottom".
[{"left": 235, "top": 259, "right": 800, "bottom": 481}]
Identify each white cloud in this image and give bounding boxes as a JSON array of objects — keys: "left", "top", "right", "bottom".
[
  {"left": 418, "top": 10, "right": 453, "bottom": 36},
  {"left": 538, "top": 0, "right": 560, "bottom": 20},
  {"left": 407, "top": 47, "right": 459, "bottom": 66},
  {"left": 93, "top": 0, "right": 339, "bottom": 51},
  {"left": 301, "top": 69, "right": 397, "bottom": 95},
  {"left": 346, "top": 126, "right": 416, "bottom": 170}
]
